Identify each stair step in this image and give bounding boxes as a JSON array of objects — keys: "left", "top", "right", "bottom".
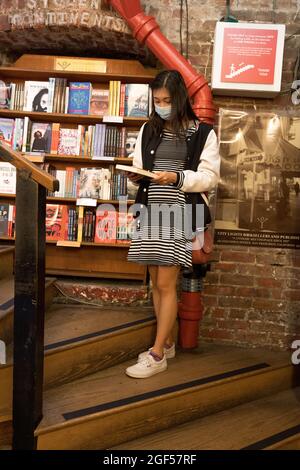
[
  {"left": 0, "top": 276, "right": 57, "bottom": 345},
  {"left": 0, "top": 277, "right": 58, "bottom": 411},
  {"left": 110, "top": 387, "right": 300, "bottom": 450},
  {"left": 34, "top": 343, "right": 296, "bottom": 450},
  {"left": 0, "top": 303, "right": 156, "bottom": 413},
  {"left": 0, "top": 246, "right": 14, "bottom": 279}
]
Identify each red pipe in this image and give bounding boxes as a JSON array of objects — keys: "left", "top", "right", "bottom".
[
  {"left": 106, "top": 0, "right": 215, "bottom": 123},
  {"left": 178, "top": 293, "right": 204, "bottom": 348}
]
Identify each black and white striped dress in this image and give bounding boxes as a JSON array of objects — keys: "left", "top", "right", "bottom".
[{"left": 127, "top": 126, "right": 197, "bottom": 269}]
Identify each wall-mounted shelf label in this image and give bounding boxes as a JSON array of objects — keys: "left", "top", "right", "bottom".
[
  {"left": 55, "top": 58, "right": 107, "bottom": 73},
  {"left": 56, "top": 240, "right": 81, "bottom": 248},
  {"left": 92, "top": 156, "right": 114, "bottom": 161},
  {"left": 103, "top": 116, "right": 124, "bottom": 124},
  {"left": 76, "top": 198, "right": 97, "bottom": 207}
]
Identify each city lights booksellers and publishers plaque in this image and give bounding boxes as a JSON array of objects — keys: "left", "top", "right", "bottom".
[
  {"left": 212, "top": 22, "right": 285, "bottom": 97},
  {"left": 214, "top": 109, "right": 300, "bottom": 250}
]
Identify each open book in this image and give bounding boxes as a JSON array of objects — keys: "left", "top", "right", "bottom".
[{"left": 115, "top": 164, "right": 156, "bottom": 178}]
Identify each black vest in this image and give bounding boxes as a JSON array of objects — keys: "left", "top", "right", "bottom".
[{"left": 134, "top": 121, "right": 213, "bottom": 231}]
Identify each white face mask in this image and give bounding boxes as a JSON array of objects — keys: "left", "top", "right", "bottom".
[{"left": 154, "top": 104, "right": 172, "bottom": 120}]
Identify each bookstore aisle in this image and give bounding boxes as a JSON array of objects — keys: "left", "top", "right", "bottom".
[{"left": 0, "top": 54, "right": 158, "bottom": 282}]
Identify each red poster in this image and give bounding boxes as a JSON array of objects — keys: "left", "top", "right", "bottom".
[{"left": 221, "top": 28, "right": 278, "bottom": 84}]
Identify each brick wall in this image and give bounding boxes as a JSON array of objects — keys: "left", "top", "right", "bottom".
[
  {"left": 201, "top": 247, "right": 300, "bottom": 350},
  {"left": 0, "top": 0, "right": 299, "bottom": 350}
]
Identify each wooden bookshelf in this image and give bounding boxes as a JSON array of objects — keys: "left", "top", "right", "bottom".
[
  {"left": 0, "top": 109, "right": 147, "bottom": 127},
  {"left": 0, "top": 54, "right": 156, "bottom": 282},
  {"left": 0, "top": 193, "right": 135, "bottom": 205}
]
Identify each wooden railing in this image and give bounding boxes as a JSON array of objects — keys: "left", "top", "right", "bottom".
[{"left": 0, "top": 141, "right": 59, "bottom": 450}]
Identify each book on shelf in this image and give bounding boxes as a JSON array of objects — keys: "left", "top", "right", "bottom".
[
  {"left": 78, "top": 168, "right": 111, "bottom": 199},
  {"left": 29, "top": 122, "right": 52, "bottom": 153},
  {"left": 0, "top": 203, "right": 9, "bottom": 236},
  {"left": 124, "top": 84, "right": 149, "bottom": 118},
  {"left": 0, "top": 117, "right": 14, "bottom": 146},
  {"left": 57, "top": 127, "right": 80, "bottom": 156},
  {"left": 24, "top": 81, "right": 49, "bottom": 112},
  {"left": 0, "top": 80, "right": 12, "bottom": 110},
  {"left": 90, "top": 89, "right": 109, "bottom": 116},
  {"left": 125, "top": 130, "right": 139, "bottom": 157},
  {"left": 46, "top": 204, "right": 70, "bottom": 241},
  {"left": 68, "top": 82, "right": 92, "bottom": 115},
  {"left": 0, "top": 162, "right": 16, "bottom": 194},
  {"left": 0, "top": 203, "right": 15, "bottom": 237},
  {"left": 94, "top": 208, "right": 117, "bottom": 243},
  {"left": 115, "top": 164, "right": 156, "bottom": 178}
]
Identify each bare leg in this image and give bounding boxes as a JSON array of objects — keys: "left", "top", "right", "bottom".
[
  {"left": 148, "top": 265, "right": 174, "bottom": 347},
  {"left": 148, "top": 265, "right": 159, "bottom": 318},
  {"left": 151, "top": 265, "right": 181, "bottom": 358}
]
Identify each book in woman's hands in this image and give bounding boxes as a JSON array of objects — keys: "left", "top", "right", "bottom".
[{"left": 115, "top": 164, "right": 156, "bottom": 178}]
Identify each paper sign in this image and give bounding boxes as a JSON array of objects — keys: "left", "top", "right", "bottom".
[
  {"left": 76, "top": 198, "right": 97, "bottom": 207},
  {"left": 103, "top": 116, "right": 124, "bottom": 124}
]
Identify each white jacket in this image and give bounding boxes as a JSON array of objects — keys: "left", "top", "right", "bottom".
[{"left": 132, "top": 123, "right": 221, "bottom": 192}]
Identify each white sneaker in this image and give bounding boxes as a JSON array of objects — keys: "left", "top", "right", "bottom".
[
  {"left": 125, "top": 353, "right": 167, "bottom": 378},
  {"left": 138, "top": 343, "right": 175, "bottom": 362}
]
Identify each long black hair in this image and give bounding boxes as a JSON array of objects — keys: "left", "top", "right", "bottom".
[{"left": 149, "top": 70, "right": 198, "bottom": 138}]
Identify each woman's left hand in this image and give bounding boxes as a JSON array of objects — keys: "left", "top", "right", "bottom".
[{"left": 152, "top": 171, "right": 177, "bottom": 185}]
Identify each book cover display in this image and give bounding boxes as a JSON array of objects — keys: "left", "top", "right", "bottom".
[
  {"left": 125, "top": 84, "right": 149, "bottom": 117},
  {"left": 78, "top": 168, "right": 109, "bottom": 199},
  {"left": 58, "top": 128, "right": 79, "bottom": 155},
  {"left": 0, "top": 162, "right": 16, "bottom": 194},
  {"left": 30, "top": 122, "right": 52, "bottom": 153},
  {"left": 45, "top": 204, "right": 68, "bottom": 241},
  {"left": 24, "top": 81, "right": 49, "bottom": 112},
  {"left": 0, "top": 204, "right": 9, "bottom": 236},
  {"left": 90, "top": 89, "right": 109, "bottom": 116},
  {"left": 94, "top": 208, "right": 117, "bottom": 243},
  {"left": 0, "top": 118, "right": 15, "bottom": 146},
  {"left": 0, "top": 80, "right": 11, "bottom": 109},
  {"left": 68, "top": 82, "right": 92, "bottom": 115},
  {"left": 125, "top": 131, "right": 139, "bottom": 157}
]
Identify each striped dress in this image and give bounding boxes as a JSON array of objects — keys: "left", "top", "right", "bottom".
[{"left": 127, "top": 126, "right": 197, "bottom": 269}]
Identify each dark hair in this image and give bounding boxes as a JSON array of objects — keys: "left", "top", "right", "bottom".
[
  {"left": 32, "top": 88, "right": 48, "bottom": 112},
  {"left": 149, "top": 70, "right": 198, "bottom": 137}
]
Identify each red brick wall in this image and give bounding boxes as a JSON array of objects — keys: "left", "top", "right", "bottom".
[
  {"left": 0, "top": 0, "right": 299, "bottom": 350},
  {"left": 201, "top": 247, "right": 300, "bottom": 350}
]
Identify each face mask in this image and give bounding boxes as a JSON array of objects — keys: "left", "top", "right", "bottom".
[{"left": 154, "top": 104, "right": 172, "bottom": 120}]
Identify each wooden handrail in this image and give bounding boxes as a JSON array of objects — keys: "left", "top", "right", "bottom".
[{"left": 0, "top": 141, "right": 59, "bottom": 192}]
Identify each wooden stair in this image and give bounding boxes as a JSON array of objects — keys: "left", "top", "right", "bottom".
[
  {"left": 0, "top": 246, "right": 14, "bottom": 280},
  {"left": 0, "top": 302, "right": 156, "bottom": 406},
  {"left": 110, "top": 386, "right": 300, "bottom": 450},
  {"left": 1, "top": 252, "right": 299, "bottom": 450},
  {"left": 33, "top": 342, "right": 297, "bottom": 450}
]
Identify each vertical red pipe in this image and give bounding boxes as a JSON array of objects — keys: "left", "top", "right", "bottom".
[{"left": 106, "top": 0, "right": 215, "bottom": 123}]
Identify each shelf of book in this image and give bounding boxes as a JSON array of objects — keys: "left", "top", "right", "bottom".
[
  {"left": 0, "top": 109, "right": 148, "bottom": 127},
  {"left": 0, "top": 54, "right": 153, "bottom": 282},
  {"left": 42, "top": 155, "right": 133, "bottom": 164},
  {"left": 0, "top": 193, "right": 135, "bottom": 205},
  {"left": 0, "top": 237, "right": 131, "bottom": 247}
]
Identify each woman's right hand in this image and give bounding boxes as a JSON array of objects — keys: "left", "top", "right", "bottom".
[{"left": 128, "top": 172, "right": 143, "bottom": 184}]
